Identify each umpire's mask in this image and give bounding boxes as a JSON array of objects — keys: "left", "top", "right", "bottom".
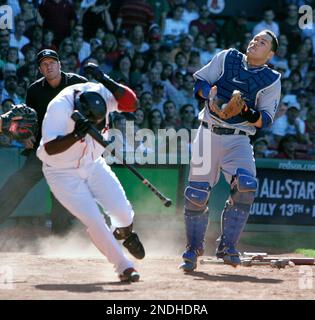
[{"left": 74, "top": 90, "right": 107, "bottom": 124}]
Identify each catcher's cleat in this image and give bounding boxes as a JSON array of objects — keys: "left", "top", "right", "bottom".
[
  {"left": 119, "top": 268, "right": 140, "bottom": 283},
  {"left": 123, "top": 232, "right": 145, "bottom": 259},
  {"left": 216, "top": 246, "right": 241, "bottom": 267},
  {"left": 179, "top": 249, "right": 198, "bottom": 272}
]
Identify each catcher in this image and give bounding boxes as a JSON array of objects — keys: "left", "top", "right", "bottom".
[
  {"left": 0, "top": 104, "right": 38, "bottom": 142},
  {"left": 179, "top": 30, "right": 281, "bottom": 271}
]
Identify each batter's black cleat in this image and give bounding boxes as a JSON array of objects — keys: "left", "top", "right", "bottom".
[
  {"left": 119, "top": 268, "right": 140, "bottom": 282},
  {"left": 123, "top": 232, "right": 145, "bottom": 259}
]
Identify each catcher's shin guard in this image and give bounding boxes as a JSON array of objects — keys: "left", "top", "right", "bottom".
[
  {"left": 180, "top": 182, "right": 210, "bottom": 271},
  {"left": 216, "top": 169, "right": 256, "bottom": 266},
  {"left": 114, "top": 224, "right": 145, "bottom": 259},
  {"left": 216, "top": 201, "right": 250, "bottom": 266}
]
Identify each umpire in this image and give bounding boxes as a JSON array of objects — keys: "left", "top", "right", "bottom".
[{"left": 0, "top": 49, "right": 87, "bottom": 234}]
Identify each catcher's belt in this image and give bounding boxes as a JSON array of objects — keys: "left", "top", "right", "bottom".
[{"left": 201, "top": 122, "right": 248, "bottom": 136}]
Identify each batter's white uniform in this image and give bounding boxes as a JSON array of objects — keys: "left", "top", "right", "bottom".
[{"left": 37, "top": 82, "right": 135, "bottom": 275}]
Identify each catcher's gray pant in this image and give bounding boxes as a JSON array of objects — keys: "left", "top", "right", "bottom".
[
  {"left": 189, "top": 124, "right": 256, "bottom": 185},
  {"left": 42, "top": 157, "right": 135, "bottom": 274},
  {"left": 0, "top": 151, "right": 73, "bottom": 232}
]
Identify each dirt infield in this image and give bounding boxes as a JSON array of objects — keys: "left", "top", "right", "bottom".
[{"left": 0, "top": 224, "right": 314, "bottom": 300}]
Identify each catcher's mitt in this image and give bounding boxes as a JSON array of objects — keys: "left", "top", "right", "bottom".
[
  {"left": 209, "top": 87, "right": 246, "bottom": 120},
  {"left": 0, "top": 104, "right": 38, "bottom": 141}
]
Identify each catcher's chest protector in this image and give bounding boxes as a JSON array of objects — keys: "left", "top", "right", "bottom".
[{"left": 214, "top": 49, "right": 280, "bottom": 113}]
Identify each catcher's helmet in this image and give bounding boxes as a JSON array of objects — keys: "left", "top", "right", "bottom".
[{"left": 74, "top": 90, "right": 107, "bottom": 123}]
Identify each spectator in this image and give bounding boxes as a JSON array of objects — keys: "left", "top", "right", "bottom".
[
  {"left": 0, "top": 29, "right": 10, "bottom": 60},
  {"left": 289, "top": 69, "right": 303, "bottom": 95},
  {"left": 174, "top": 73, "right": 198, "bottom": 112},
  {"left": 187, "top": 50, "right": 202, "bottom": 76},
  {"left": 163, "top": 4, "right": 188, "bottom": 44},
  {"left": 272, "top": 101, "right": 306, "bottom": 145},
  {"left": 174, "top": 51, "right": 188, "bottom": 75},
  {"left": 91, "top": 46, "right": 110, "bottom": 73},
  {"left": 179, "top": 103, "right": 198, "bottom": 130},
  {"left": 148, "top": 59, "right": 163, "bottom": 75},
  {"left": 182, "top": 0, "right": 199, "bottom": 25},
  {"left": 270, "top": 44, "right": 289, "bottom": 71},
  {"left": 89, "top": 38, "right": 102, "bottom": 54},
  {"left": 253, "top": 137, "right": 274, "bottom": 158},
  {"left": 193, "top": 34, "right": 206, "bottom": 54},
  {"left": 23, "top": 63, "right": 38, "bottom": 83},
  {"left": 117, "top": 0, "right": 154, "bottom": 34},
  {"left": 129, "top": 25, "right": 150, "bottom": 54},
  {"left": 161, "top": 63, "right": 174, "bottom": 82},
  {"left": 142, "top": 67, "right": 161, "bottom": 92},
  {"left": 274, "top": 100, "right": 288, "bottom": 121},
  {"left": 9, "top": 17, "right": 30, "bottom": 50},
  {"left": 2, "top": 63, "right": 17, "bottom": 80},
  {"left": 58, "top": 37, "right": 74, "bottom": 60},
  {"left": 72, "top": 35, "right": 91, "bottom": 63},
  {"left": 110, "top": 55, "right": 132, "bottom": 84},
  {"left": 285, "top": 53, "right": 299, "bottom": 77},
  {"left": 148, "top": 108, "right": 164, "bottom": 135},
  {"left": 297, "top": 47, "right": 312, "bottom": 79},
  {"left": 200, "top": 35, "right": 221, "bottom": 65},
  {"left": 0, "top": 98, "right": 14, "bottom": 114},
  {"left": 139, "top": 91, "right": 153, "bottom": 119},
  {"left": 1, "top": 75, "right": 22, "bottom": 104},
  {"left": 280, "top": 4, "right": 302, "bottom": 54},
  {"left": 82, "top": 0, "right": 114, "bottom": 41},
  {"left": 28, "top": 25, "right": 44, "bottom": 51},
  {"left": 134, "top": 107, "right": 146, "bottom": 132},
  {"left": 41, "top": 29, "right": 58, "bottom": 52},
  {"left": 115, "top": 30, "right": 133, "bottom": 58},
  {"left": 221, "top": 10, "right": 249, "bottom": 48},
  {"left": 252, "top": 8, "right": 280, "bottom": 38},
  {"left": 72, "top": 0, "right": 86, "bottom": 24},
  {"left": 147, "top": 0, "right": 169, "bottom": 31},
  {"left": 146, "top": 37, "right": 162, "bottom": 61},
  {"left": 130, "top": 53, "right": 146, "bottom": 86},
  {"left": 274, "top": 134, "right": 312, "bottom": 160},
  {"left": 305, "top": 105, "right": 315, "bottom": 145},
  {"left": 163, "top": 100, "right": 180, "bottom": 130},
  {"left": 71, "top": 24, "right": 91, "bottom": 63},
  {"left": 297, "top": 90, "right": 309, "bottom": 120},
  {"left": 19, "top": 0, "right": 43, "bottom": 32},
  {"left": 147, "top": 23, "right": 162, "bottom": 43},
  {"left": 300, "top": 10, "right": 315, "bottom": 55},
  {"left": 189, "top": 4, "right": 216, "bottom": 39},
  {"left": 278, "top": 34, "right": 289, "bottom": 47},
  {"left": 66, "top": 52, "right": 81, "bottom": 74},
  {"left": 38, "top": 0, "right": 76, "bottom": 46},
  {"left": 171, "top": 34, "right": 194, "bottom": 64},
  {"left": 172, "top": 70, "right": 184, "bottom": 90},
  {"left": 151, "top": 81, "right": 167, "bottom": 114}
]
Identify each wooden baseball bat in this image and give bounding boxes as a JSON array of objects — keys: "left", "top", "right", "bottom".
[{"left": 71, "top": 111, "right": 172, "bottom": 207}]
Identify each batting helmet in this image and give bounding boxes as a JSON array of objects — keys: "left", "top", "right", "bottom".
[{"left": 74, "top": 90, "right": 107, "bottom": 124}]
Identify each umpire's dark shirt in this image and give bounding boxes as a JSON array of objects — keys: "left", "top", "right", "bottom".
[{"left": 26, "top": 71, "right": 87, "bottom": 148}]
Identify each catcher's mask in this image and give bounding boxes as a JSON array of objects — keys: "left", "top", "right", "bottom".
[{"left": 74, "top": 90, "right": 107, "bottom": 124}]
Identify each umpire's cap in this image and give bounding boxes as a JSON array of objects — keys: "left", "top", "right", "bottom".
[
  {"left": 37, "top": 49, "right": 59, "bottom": 65},
  {"left": 74, "top": 90, "right": 107, "bottom": 124}
]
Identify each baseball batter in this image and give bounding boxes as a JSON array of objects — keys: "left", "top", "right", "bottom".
[
  {"left": 180, "top": 30, "right": 281, "bottom": 271},
  {"left": 37, "top": 75, "right": 145, "bottom": 282}
]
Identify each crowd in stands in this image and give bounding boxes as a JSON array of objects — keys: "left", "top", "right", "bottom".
[{"left": 0, "top": 0, "right": 314, "bottom": 160}]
